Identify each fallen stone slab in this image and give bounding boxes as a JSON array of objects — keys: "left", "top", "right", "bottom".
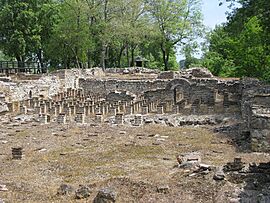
[
  {"left": 75, "top": 185, "right": 91, "bottom": 199},
  {"left": 223, "top": 157, "right": 245, "bottom": 172},
  {"left": 177, "top": 152, "right": 201, "bottom": 167},
  {"left": 0, "top": 184, "right": 8, "bottom": 191},
  {"left": 213, "top": 167, "right": 225, "bottom": 181},
  {"left": 157, "top": 185, "right": 170, "bottom": 194},
  {"left": 93, "top": 188, "right": 117, "bottom": 203},
  {"left": 57, "top": 184, "right": 74, "bottom": 196}
]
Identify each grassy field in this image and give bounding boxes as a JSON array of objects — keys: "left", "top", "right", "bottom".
[{"left": 0, "top": 121, "right": 269, "bottom": 202}]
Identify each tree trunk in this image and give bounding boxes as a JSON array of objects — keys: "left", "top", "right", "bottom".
[
  {"left": 37, "top": 49, "right": 45, "bottom": 73},
  {"left": 73, "top": 47, "right": 81, "bottom": 69},
  {"left": 161, "top": 47, "right": 169, "bottom": 71},
  {"left": 166, "top": 52, "right": 170, "bottom": 70},
  {"left": 87, "top": 49, "right": 92, "bottom": 68},
  {"left": 16, "top": 56, "right": 25, "bottom": 73},
  {"left": 100, "top": 0, "right": 108, "bottom": 70},
  {"left": 100, "top": 42, "right": 106, "bottom": 70},
  {"left": 67, "top": 58, "right": 70, "bottom": 69},
  {"left": 160, "top": 42, "right": 171, "bottom": 71},
  {"left": 126, "top": 45, "right": 130, "bottom": 67},
  {"left": 118, "top": 45, "right": 125, "bottom": 68},
  {"left": 131, "top": 45, "right": 136, "bottom": 67}
]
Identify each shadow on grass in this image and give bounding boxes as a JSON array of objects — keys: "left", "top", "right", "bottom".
[
  {"left": 238, "top": 163, "right": 270, "bottom": 203},
  {"left": 214, "top": 123, "right": 252, "bottom": 153}
]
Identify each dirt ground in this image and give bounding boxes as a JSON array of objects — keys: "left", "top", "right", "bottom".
[{"left": 0, "top": 117, "right": 269, "bottom": 202}]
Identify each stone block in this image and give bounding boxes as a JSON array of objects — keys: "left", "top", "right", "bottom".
[
  {"left": 12, "top": 147, "right": 23, "bottom": 160},
  {"left": 95, "top": 113, "right": 103, "bottom": 123},
  {"left": 57, "top": 113, "right": 66, "bottom": 124},
  {"left": 157, "top": 106, "right": 164, "bottom": 114},
  {"left": 250, "top": 129, "right": 270, "bottom": 152},
  {"left": 75, "top": 113, "right": 85, "bottom": 124},
  {"left": 133, "top": 114, "right": 142, "bottom": 126},
  {"left": 40, "top": 114, "right": 50, "bottom": 124},
  {"left": 115, "top": 113, "right": 124, "bottom": 125},
  {"left": 141, "top": 105, "right": 149, "bottom": 115}
]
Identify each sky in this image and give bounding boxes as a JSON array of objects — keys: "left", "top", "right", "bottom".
[
  {"left": 202, "top": 0, "right": 230, "bottom": 29},
  {"left": 176, "top": 0, "right": 230, "bottom": 61}
]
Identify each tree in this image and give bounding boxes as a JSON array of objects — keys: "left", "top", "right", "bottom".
[
  {"left": 94, "top": 0, "right": 124, "bottom": 69},
  {"left": 0, "top": 1, "right": 41, "bottom": 63},
  {"left": 46, "top": 0, "right": 93, "bottom": 68},
  {"left": 202, "top": 25, "right": 238, "bottom": 77},
  {"left": 111, "top": 0, "right": 152, "bottom": 67},
  {"left": 203, "top": 0, "right": 270, "bottom": 80},
  {"left": 37, "top": 1, "right": 60, "bottom": 69},
  {"left": 181, "top": 42, "right": 202, "bottom": 69},
  {"left": 0, "top": 0, "right": 58, "bottom": 69},
  {"left": 148, "top": 0, "right": 203, "bottom": 70},
  {"left": 0, "top": 0, "right": 205, "bottom": 71}
]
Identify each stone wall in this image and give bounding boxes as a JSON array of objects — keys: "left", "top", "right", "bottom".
[
  {"left": 0, "top": 69, "right": 96, "bottom": 103},
  {"left": 79, "top": 78, "right": 168, "bottom": 97},
  {"left": 3, "top": 68, "right": 270, "bottom": 152},
  {"left": 19, "top": 76, "right": 62, "bottom": 100},
  {"left": 105, "top": 67, "right": 160, "bottom": 74},
  {"left": 157, "top": 71, "right": 179, "bottom": 79},
  {"left": 240, "top": 78, "right": 270, "bottom": 152},
  {"left": 249, "top": 106, "right": 270, "bottom": 151},
  {"left": 0, "top": 75, "right": 62, "bottom": 102},
  {"left": 106, "top": 91, "right": 136, "bottom": 102},
  {"left": 0, "top": 100, "right": 8, "bottom": 114},
  {"left": 79, "top": 76, "right": 243, "bottom": 116}
]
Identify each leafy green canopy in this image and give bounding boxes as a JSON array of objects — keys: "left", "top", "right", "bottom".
[
  {"left": 148, "top": 0, "right": 203, "bottom": 70},
  {"left": 0, "top": 0, "right": 204, "bottom": 70},
  {"left": 0, "top": 0, "right": 58, "bottom": 63},
  {"left": 202, "top": 0, "right": 270, "bottom": 81}
]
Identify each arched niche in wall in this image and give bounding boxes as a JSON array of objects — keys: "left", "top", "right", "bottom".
[
  {"left": 174, "top": 86, "right": 185, "bottom": 104},
  {"left": 165, "top": 79, "right": 191, "bottom": 104},
  {"left": 29, "top": 90, "right": 32, "bottom": 99}
]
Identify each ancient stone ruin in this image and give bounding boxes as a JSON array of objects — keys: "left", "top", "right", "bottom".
[
  {"left": 1, "top": 68, "right": 269, "bottom": 152},
  {"left": 1, "top": 68, "right": 270, "bottom": 202}
]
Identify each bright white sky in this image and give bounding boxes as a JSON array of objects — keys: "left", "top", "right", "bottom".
[
  {"left": 202, "top": 0, "right": 230, "bottom": 29},
  {"left": 176, "top": 0, "right": 230, "bottom": 61}
]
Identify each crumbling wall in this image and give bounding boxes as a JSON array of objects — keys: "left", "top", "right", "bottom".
[
  {"left": 13, "top": 76, "right": 62, "bottom": 101},
  {"left": 144, "top": 89, "right": 168, "bottom": 102},
  {"left": 106, "top": 91, "right": 136, "bottom": 102},
  {"left": 79, "top": 78, "right": 168, "bottom": 97},
  {"left": 190, "top": 85, "right": 215, "bottom": 105},
  {"left": 79, "top": 76, "right": 242, "bottom": 114},
  {"left": 249, "top": 106, "right": 270, "bottom": 152},
  {"left": 3, "top": 68, "right": 270, "bottom": 152},
  {"left": 158, "top": 71, "right": 179, "bottom": 79},
  {"left": 0, "top": 75, "right": 62, "bottom": 102},
  {"left": 0, "top": 92, "right": 8, "bottom": 114},
  {"left": 105, "top": 67, "right": 160, "bottom": 74},
  {"left": 241, "top": 79, "right": 270, "bottom": 152}
]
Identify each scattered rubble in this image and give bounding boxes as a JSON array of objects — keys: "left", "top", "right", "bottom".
[
  {"left": 223, "top": 158, "right": 245, "bottom": 172},
  {"left": 0, "top": 185, "right": 8, "bottom": 191},
  {"left": 213, "top": 167, "right": 225, "bottom": 181},
  {"left": 75, "top": 185, "right": 91, "bottom": 199},
  {"left": 93, "top": 188, "right": 117, "bottom": 203},
  {"left": 11, "top": 147, "right": 23, "bottom": 160},
  {"left": 0, "top": 68, "right": 270, "bottom": 202},
  {"left": 156, "top": 185, "right": 170, "bottom": 194},
  {"left": 57, "top": 184, "right": 74, "bottom": 196},
  {"left": 177, "top": 152, "right": 201, "bottom": 168}
]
